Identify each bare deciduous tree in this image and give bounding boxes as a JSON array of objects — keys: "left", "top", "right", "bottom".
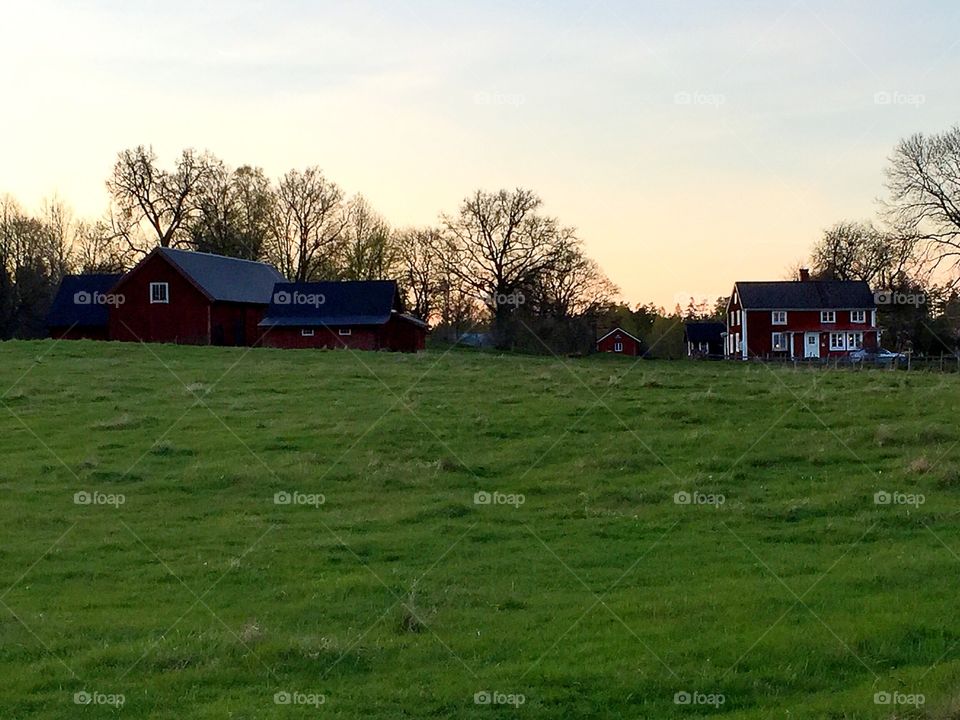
[
  {"left": 190, "top": 164, "right": 275, "bottom": 260},
  {"left": 533, "top": 242, "right": 618, "bottom": 318},
  {"left": 340, "top": 195, "right": 397, "bottom": 281},
  {"left": 73, "top": 219, "right": 126, "bottom": 273},
  {"left": 107, "top": 145, "right": 218, "bottom": 254},
  {"left": 396, "top": 226, "right": 443, "bottom": 321},
  {"left": 266, "top": 167, "right": 346, "bottom": 281},
  {"left": 885, "top": 127, "right": 960, "bottom": 279},
  {"left": 0, "top": 195, "right": 70, "bottom": 337},
  {"left": 810, "top": 221, "right": 914, "bottom": 287},
  {"left": 441, "top": 188, "right": 570, "bottom": 324}
]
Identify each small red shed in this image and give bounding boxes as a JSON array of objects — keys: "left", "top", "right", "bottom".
[
  {"left": 109, "top": 247, "right": 285, "bottom": 346},
  {"left": 596, "top": 327, "right": 642, "bottom": 356},
  {"left": 46, "top": 274, "right": 123, "bottom": 340}
]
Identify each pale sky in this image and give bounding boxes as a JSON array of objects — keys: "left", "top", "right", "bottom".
[{"left": 2, "top": 1, "right": 959, "bottom": 308}]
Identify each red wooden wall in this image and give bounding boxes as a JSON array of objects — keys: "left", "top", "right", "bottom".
[
  {"left": 110, "top": 254, "right": 211, "bottom": 344},
  {"left": 597, "top": 331, "right": 641, "bottom": 356}
]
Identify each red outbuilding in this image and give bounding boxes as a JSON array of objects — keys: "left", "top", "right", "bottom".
[
  {"left": 596, "top": 327, "right": 642, "bottom": 356},
  {"left": 47, "top": 274, "right": 124, "bottom": 340},
  {"left": 258, "top": 280, "right": 427, "bottom": 352},
  {"left": 726, "top": 271, "right": 880, "bottom": 360},
  {"left": 109, "top": 247, "right": 285, "bottom": 346}
]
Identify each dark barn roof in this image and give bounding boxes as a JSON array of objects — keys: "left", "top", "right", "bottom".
[
  {"left": 46, "top": 274, "right": 123, "bottom": 328},
  {"left": 684, "top": 322, "right": 725, "bottom": 343},
  {"left": 148, "top": 247, "right": 285, "bottom": 304},
  {"left": 259, "top": 280, "right": 427, "bottom": 328},
  {"left": 735, "top": 280, "right": 875, "bottom": 310}
]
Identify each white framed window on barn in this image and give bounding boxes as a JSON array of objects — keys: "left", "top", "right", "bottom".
[
  {"left": 851, "top": 310, "right": 866, "bottom": 323},
  {"left": 301, "top": 329, "right": 314, "bottom": 337},
  {"left": 338, "top": 328, "right": 352, "bottom": 336},
  {"left": 820, "top": 310, "right": 836, "bottom": 323},
  {"left": 847, "top": 332, "right": 863, "bottom": 350},
  {"left": 771, "top": 332, "right": 789, "bottom": 351},
  {"left": 771, "top": 311, "right": 787, "bottom": 325},
  {"left": 149, "top": 282, "right": 169, "bottom": 304},
  {"left": 829, "top": 332, "right": 846, "bottom": 350},
  {"left": 614, "top": 341, "right": 623, "bottom": 352}
]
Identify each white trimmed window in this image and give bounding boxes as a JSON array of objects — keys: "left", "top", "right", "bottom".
[
  {"left": 614, "top": 341, "right": 623, "bottom": 352},
  {"left": 771, "top": 311, "right": 787, "bottom": 325},
  {"left": 829, "top": 332, "right": 846, "bottom": 350},
  {"left": 851, "top": 310, "right": 866, "bottom": 323},
  {"left": 338, "top": 328, "right": 352, "bottom": 336},
  {"left": 771, "top": 332, "right": 789, "bottom": 351},
  {"left": 847, "top": 332, "right": 863, "bottom": 350},
  {"left": 821, "top": 311, "right": 836, "bottom": 323},
  {"left": 301, "top": 329, "right": 314, "bottom": 337},
  {"left": 149, "top": 282, "right": 169, "bottom": 304}
]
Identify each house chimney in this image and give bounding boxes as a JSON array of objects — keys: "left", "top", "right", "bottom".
[{"left": 799, "top": 268, "right": 810, "bottom": 282}]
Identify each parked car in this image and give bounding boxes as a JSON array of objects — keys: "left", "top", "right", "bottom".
[{"left": 849, "top": 348, "right": 905, "bottom": 366}]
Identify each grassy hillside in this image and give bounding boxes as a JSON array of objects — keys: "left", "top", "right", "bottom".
[{"left": 1, "top": 340, "right": 959, "bottom": 718}]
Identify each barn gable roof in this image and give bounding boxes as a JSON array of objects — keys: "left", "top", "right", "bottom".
[
  {"left": 46, "top": 274, "right": 124, "bottom": 328},
  {"left": 155, "top": 248, "right": 286, "bottom": 304},
  {"left": 259, "top": 280, "right": 427, "bottom": 328},
  {"left": 734, "top": 280, "right": 875, "bottom": 310},
  {"left": 684, "top": 321, "right": 725, "bottom": 343},
  {"left": 113, "top": 247, "right": 285, "bottom": 304}
]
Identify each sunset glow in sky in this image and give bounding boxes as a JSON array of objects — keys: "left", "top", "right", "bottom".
[{"left": 2, "top": 1, "right": 959, "bottom": 307}]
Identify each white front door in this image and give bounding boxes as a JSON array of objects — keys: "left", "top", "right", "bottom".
[{"left": 804, "top": 332, "right": 820, "bottom": 358}]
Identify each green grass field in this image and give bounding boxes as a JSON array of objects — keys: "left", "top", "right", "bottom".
[{"left": 1, "top": 340, "right": 959, "bottom": 718}]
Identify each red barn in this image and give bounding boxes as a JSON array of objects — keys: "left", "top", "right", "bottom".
[
  {"left": 726, "top": 271, "right": 880, "bottom": 360},
  {"left": 109, "top": 247, "right": 285, "bottom": 345},
  {"left": 46, "top": 274, "right": 124, "bottom": 340},
  {"left": 258, "top": 281, "right": 427, "bottom": 352},
  {"left": 596, "top": 327, "right": 642, "bottom": 356}
]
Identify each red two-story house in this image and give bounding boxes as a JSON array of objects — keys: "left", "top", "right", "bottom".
[{"left": 726, "top": 271, "right": 879, "bottom": 360}]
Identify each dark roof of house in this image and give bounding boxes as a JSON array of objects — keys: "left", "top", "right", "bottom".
[
  {"left": 684, "top": 322, "right": 725, "bottom": 343},
  {"left": 46, "top": 274, "right": 124, "bottom": 328},
  {"left": 148, "top": 247, "right": 285, "bottom": 304},
  {"left": 735, "top": 280, "right": 875, "bottom": 310},
  {"left": 258, "top": 280, "right": 427, "bottom": 328}
]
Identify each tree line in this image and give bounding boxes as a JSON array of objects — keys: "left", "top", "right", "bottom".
[{"left": 0, "top": 146, "right": 617, "bottom": 350}]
